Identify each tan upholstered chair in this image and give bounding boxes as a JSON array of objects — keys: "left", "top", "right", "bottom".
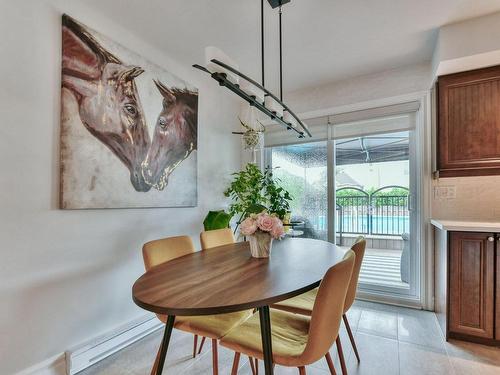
[
  {"left": 270, "top": 236, "right": 366, "bottom": 374},
  {"left": 220, "top": 250, "right": 355, "bottom": 375},
  {"left": 142, "top": 236, "right": 252, "bottom": 375},
  {"left": 200, "top": 228, "right": 235, "bottom": 250}
]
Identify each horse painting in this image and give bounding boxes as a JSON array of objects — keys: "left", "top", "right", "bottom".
[
  {"left": 141, "top": 80, "right": 198, "bottom": 191},
  {"left": 60, "top": 15, "right": 198, "bottom": 209},
  {"left": 61, "top": 15, "right": 151, "bottom": 192}
]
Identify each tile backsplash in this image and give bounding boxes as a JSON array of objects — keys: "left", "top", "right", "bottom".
[{"left": 432, "top": 176, "right": 500, "bottom": 220}]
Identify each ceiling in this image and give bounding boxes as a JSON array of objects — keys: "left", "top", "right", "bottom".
[{"left": 90, "top": 0, "right": 500, "bottom": 93}]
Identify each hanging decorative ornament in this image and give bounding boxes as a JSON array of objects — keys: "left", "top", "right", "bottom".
[
  {"left": 233, "top": 105, "right": 265, "bottom": 162},
  {"left": 235, "top": 118, "right": 265, "bottom": 151}
]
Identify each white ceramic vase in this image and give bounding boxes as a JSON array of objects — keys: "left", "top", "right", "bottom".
[{"left": 248, "top": 231, "right": 273, "bottom": 258}]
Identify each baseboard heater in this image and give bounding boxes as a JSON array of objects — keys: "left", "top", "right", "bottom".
[{"left": 66, "top": 314, "right": 162, "bottom": 374}]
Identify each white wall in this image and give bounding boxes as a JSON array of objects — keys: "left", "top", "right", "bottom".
[
  {"left": 0, "top": 1, "right": 241, "bottom": 374},
  {"left": 433, "top": 11, "right": 500, "bottom": 77},
  {"left": 284, "top": 63, "right": 432, "bottom": 115}
]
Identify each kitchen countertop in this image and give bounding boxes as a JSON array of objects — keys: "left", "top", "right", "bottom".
[{"left": 431, "top": 219, "right": 500, "bottom": 232}]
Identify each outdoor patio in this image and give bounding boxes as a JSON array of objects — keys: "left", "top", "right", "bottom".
[{"left": 339, "top": 236, "right": 409, "bottom": 289}]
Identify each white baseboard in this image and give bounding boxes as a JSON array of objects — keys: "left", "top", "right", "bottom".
[
  {"left": 13, "top": 353, "right": 67, "bottom": 375},
  {"left": 12, "top": 314, "right": 163, "bottom": 375},
  {"left": 66, "top": 313, "right": 163, "bottom": 374}
]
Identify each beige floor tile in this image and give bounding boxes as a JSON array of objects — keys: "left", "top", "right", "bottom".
[
  {"left": 346, "top": 332, "right": 399, "bottom": 375},
  {"left": 445, "top": 339, "right": 500, "bottom": 369},
  {"left": 345, "top": 306, "right": 362, "bottom": 328},
  {"left": 398, "top": 341, "right": 455, "bottom": 375},
  {"left": 357, "top": 309, "right": 398, "bottom": 339},
  {"left": 397, "top": 309, "right": 445, "bottom": 350}
]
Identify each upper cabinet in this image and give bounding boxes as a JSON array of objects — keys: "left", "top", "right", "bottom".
[{"left": 437, "top": 65, "right": 500, "bottom": 177}]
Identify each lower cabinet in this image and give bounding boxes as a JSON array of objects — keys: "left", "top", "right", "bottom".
[
  {"left": 497, "top": 242, "right": 500, "bottom": 340},
  {"left": 448, "top": 232, "right": 497, "bottom": 342}
]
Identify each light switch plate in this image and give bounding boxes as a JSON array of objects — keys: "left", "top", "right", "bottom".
[{"left": 434, "top": 186, "right": 456, "bottom": 199}]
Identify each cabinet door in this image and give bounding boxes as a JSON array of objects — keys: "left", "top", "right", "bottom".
[
  {"left": 438, "top": 65, "right": 500, "bottom": 177},
  {"left": 497, "top": 237, "right": 500, "bottom": 340},
  {"left": 449, "top": 232, "right": 495, "bottom": 339}
]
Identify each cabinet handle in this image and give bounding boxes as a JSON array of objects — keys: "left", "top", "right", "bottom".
[{"left": 488, "top": 236, "right": 494, "bottom": 242}]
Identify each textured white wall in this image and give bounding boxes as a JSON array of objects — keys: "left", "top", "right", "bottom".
[
  {"left": 0, "top": 1, "right": 241, "bottom": 374},
  {"left": 433, "top": 11, "right": 500, "bottom": 76},
  {"left": 432, "top": 176, "right": 500, "bottom": 221},
  {"left": 284, "top": 63, "right": 432, "bottom": 115}
]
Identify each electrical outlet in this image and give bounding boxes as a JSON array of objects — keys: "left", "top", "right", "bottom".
[{"left": 434, "top": 186, "right": 456, "bottom": 199}]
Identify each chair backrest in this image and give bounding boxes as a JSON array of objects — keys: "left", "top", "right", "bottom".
[
  {"left": 299, "top": 250, "right": 355, "bottom": 365},
  {"left": 344, "top": 236, "right": 366, "bottom": 312},
  {"left": 200, "top": 228, "right": 235, "bottom": 250},
  {"left": 142, "top": 235, "right": 195, "bottom": 271}
]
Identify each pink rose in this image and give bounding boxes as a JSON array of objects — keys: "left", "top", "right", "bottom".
[
  {"left": 240, "top": 217, "right": 257, "bottom": 236},
  {"left": 270, "top": 220, "right": 285, "bottom": 239},
  {"left": 256, "top": 214, "right": 275, "bottom": 232}
]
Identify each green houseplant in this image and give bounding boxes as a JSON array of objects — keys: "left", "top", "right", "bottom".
[
  {"left": 224, "top": 163, "right": 292, "bottom": 227},
  {"left": 203, "top": 210, "right": 232, "bottom": 231}
]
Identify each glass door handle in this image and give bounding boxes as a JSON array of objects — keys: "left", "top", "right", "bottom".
[{"left": 407, "top": 194, "right": 413, "bottom": 211}]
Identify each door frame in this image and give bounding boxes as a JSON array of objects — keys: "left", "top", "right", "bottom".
[
  {"left": 331, "top": 129, "right": 419, "bottom": 300},
  {"left": 260, "top": 91, "right": 433, "bottom": 309}
]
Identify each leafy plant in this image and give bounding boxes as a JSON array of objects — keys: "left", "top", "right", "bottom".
[
  {"left": 224, "top": 163, "right": 292, "bottom": 224},
  {"left": 203, "top": 210, "right": 232, "bottom": 231}
]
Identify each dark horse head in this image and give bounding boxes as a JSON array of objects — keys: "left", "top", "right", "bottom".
[
  {"left": 141, "top": 80, "right": 198, "bottom": 190},
  {"left": 61, "top": 15, "right": 151, "bottom": 192}
]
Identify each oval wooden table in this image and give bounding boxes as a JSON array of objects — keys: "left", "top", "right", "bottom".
[{"left": 132, "top": 237, "right": 345, "bottom": 375}]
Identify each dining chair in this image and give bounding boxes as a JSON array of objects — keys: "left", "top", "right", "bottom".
[
  {"left": 200, "top": 228, "right": 235, "bottom": 250},
  {"left": 142, "top": 235, "right": 252, "bottom": 375},
  {"left": 270, "top": 236, "right": 366, "bottom": 375},
  {"left": 220, "top": 250, "right": 355, "bottom": 375},
  {"left": 199, "top": 228, "right": 260, "bottom": 375}
]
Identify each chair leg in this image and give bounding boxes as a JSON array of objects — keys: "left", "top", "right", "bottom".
[
  {"left": 336, "top": 336, "right": 347, "bottom": 375},
  {"left": 211, "top": 339, "right": 219, "bottom": 375},
  {"left": 255, "top": 358, "right": 259, "bottom": 375},
  {"left": 193, "top": 334, "right": 198, "bottom": 358},
  {"left": 231, "top": 352, "right": 241, "bottom": 375},
  {"left": 343, "top": 314, "right": 360, "bottom": 362},
  {"left": 150, "top": 344, "right": 161, "bottom": 375},
  {"left": 325, "top": 352, "right": 337, "bottom": 375},
  {"left": 249, "top": 357, "right": 256, "bottom": 375},
  {"left": 198, "top": 336, "right": 206, "bottom": 354},
  {"left": 298, "top": 366, "right": 307, "bottom": 375}
]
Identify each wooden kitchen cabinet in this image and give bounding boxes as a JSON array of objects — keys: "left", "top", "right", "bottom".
[
  {"left": 448, "top": 232, "right": 495, "bottom": 340},
  {"left": 497, "top": 241, "right": 500, "bottom": 340},
  {"left": 434, "top": 224, "right": 500, "bottom": 346},
  {"left": 437, "top": 65, "right": 500, "bottom": 177}
]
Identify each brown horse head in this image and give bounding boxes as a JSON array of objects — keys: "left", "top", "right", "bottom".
[
  {"left": 141, "top": 80, "right": 198, "bottom": 191},
  {"left": 61, "top": 15, "right": 151, "bottom": 192}
]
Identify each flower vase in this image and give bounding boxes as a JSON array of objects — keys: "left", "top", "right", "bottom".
[{"left": 248, "top": 231, "right": 273, "bottom": 258}]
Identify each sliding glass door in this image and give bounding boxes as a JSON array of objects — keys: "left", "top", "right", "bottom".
[
  {"left": 334, "top": 131, "right": 418, "bottom": 298},
  {"left": 267, "top": 142, "right": 328, "bottom": 241},
  {"left": 264, "top": 106, "right": 421, "bottom": 303}
]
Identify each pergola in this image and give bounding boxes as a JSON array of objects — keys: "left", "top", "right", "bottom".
[{"left": 272, "top": 132, "right": 409, "bottom": 167}]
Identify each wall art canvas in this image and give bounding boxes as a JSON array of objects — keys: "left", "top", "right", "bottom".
[{"left": 60, "top": 15, "right": 198, "bottom": 209}]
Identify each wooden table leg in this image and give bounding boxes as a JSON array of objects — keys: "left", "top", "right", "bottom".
[
  {"left": 258, "top": 306, "right": 274, "bottom": 375},
  {"left": 156, "top": 315, "right": 176, "bottom": 375}
]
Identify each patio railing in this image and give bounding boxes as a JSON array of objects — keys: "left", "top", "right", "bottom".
[{"left": 336, "top": 186, "right": 409, "bottom": 237}]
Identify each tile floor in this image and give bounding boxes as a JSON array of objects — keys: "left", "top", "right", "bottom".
[{"left": 80, "top": 301, "right": 500, "bottom": 375}]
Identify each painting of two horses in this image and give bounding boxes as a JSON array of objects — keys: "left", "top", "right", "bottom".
[{"left": 60, "top": 15, "right": 198, "bottom": 208}]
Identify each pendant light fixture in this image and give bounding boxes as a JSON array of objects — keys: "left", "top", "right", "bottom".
[{"left": 193, "top": 0, "right": 311, "bottom": 139}]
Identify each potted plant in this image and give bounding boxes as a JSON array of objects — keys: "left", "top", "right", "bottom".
[
  {"left": 224, "top": 163, "right": 292, "bottom": 228},
  {"left": 239, "top": 211, "right": 285, "bottom": 257}
]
